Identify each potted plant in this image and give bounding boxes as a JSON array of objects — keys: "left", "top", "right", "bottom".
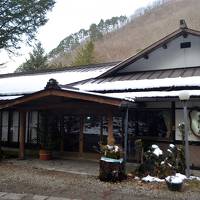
[
  {"left": 165, "top": 174, "right": 184, "bottom": 191},
  {"left": 99, "top": 144, "right": 125, "bottom": 182}
]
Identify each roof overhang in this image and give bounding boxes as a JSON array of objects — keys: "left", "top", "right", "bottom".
[
  {"left": 105, "top": 89, "right": 200, "bottom": 103},
  {"left": 0, "top": 87, "right": 134, "bottom": 110}
]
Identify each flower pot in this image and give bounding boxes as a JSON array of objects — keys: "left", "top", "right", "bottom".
[
  {"left": 166, "top": 180, "right": 183, "bottom": 191},
  {"left": 39, "top": 149, "right": 52, "bottom": 160}
]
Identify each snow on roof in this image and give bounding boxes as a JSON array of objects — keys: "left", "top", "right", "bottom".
[
  {"left": 61, "top": 87, "right": 132, "bottom": 101},
  {"left": 77, "top": 76, "right": 200, "bottom": 92},
  {"left": 105, "top": 90, "right": 200, "bottom": 100},
  {"left": 0, "top": 86, "right": 132, "bottom": 104},
  {"left": 0, "top": 95, "right": 23, "bottom": 100},
  {"left": 0, "top": 65, "right": 113, "bottom": 95}
]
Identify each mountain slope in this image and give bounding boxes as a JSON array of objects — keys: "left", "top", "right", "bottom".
[{"left": 50, "top": 0, "right": 200, "bottom": 66}]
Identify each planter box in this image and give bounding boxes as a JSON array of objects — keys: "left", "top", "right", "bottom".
[{"left": 99, "top": 157, "right": 125, "bottom": 182}]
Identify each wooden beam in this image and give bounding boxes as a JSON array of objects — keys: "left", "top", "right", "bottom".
[
  {"left": 19, "top": 111, "right": 26, "bottom": 159},
  {"left": 10, "top": 103, "right": 120, "bottom": 117},
  {"left": 107, "top": 111, "right": 115, "bottom": 145},
  {"left": 0, "top": 89, "right": 124, "bottom": 110},
  {"left": 0, "top": 112, "right": 2, "bottom": 154},
  {"left": 79, "top": 115, "right": 84, "bottom": 156},
  {"left": 13, "top": 102, "right": 116, "bottom": 111}
]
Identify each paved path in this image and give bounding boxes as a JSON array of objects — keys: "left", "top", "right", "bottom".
[
  {"left": 0, "top": 192, "right": 81, "bottom": 200},
  {"left": 5, "top": 158, "right": 99, "bottom": 176}
]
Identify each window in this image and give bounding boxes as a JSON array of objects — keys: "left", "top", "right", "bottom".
[
  {"left": 128, "top": 110, "right": 171, "bottom": 138},
  {"left": 84, "top": 115, "right": 100, "bottom": 152},
  {"left": 1, "top": 111, "right": 8, "bottom": 142},
  {"left": 27, "top": 111, "right": 38, "bottom": 144},
  {"left": 84, "top": 116, "right": 100, "bottom": 135}
]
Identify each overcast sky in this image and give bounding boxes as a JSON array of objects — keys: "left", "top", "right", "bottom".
[{"left": 0, "top": 0, "right": 155, "bottom": 74}]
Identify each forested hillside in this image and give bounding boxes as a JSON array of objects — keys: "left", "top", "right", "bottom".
[{"left": 49, "top": 0, "right": 200, "bottom": 67}]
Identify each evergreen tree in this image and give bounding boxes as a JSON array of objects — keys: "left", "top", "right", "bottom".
[
  {"left": 89, "top": 24, "right": 103, "bottom": 41},
  {"left": 49, "top": 15, "right": 128, "bottom": 59},
  {"left": 72, "top": 40, "right": 95, "bottom": 66},
  {"left": 0, "top": 0, "right": 55, "bottom": 51},
  {"left": 15, "top": 42, "right": 48, "bottom": 72}
]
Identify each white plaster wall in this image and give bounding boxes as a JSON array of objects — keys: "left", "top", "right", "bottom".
[
  {"left": 175, "top": 109, "right": 200, "bottom": 141},
  {"left": 119, "top": 34, "right": 200, "bottom": 73},
  {"left": 175, "top": 100, "right": 200, "bottom": 141}
]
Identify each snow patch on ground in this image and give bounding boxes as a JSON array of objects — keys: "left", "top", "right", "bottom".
[
  {"left": 141, "top": 175, "right": 165, "bottom": 183},
  {"left": 189, "top": 176, "right": 200, "bottom": 181},
  {"left": 142, "top": 173, "right": 200, "bottom": 183}
]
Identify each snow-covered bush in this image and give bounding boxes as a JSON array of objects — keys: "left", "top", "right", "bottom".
[
  {"left": 161, "top": 144, "right": 185, "bottom": 175},
  {"left": 136, "top": 144, "right": 164, "bottom": 177},
  {"left": 136, "top": 144, "right": 185, "bottom": 178}
]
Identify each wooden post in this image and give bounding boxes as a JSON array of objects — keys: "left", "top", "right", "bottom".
[
  {"left": 171, "top": 101, "right": 175, "bottom": 140},
  {"left": 60, "top": 115, "right": 64, "bottom": 153},
  {"left": 100, "top": 116, "right": 103, "bottom": 144},
  {"left": 0, "top": 112, "right": 2, "bottom": 155},
  {"left": 124, "top": 108, "right": 129, "bottom": 163},
  {"left": 79, "top": 115, "right": 84, "bottom": 156},
  {"left": 107, "top": 111, "right": 115, "bottom": 145},
  {"left": 19, "top": 111, "right": 26, "bottom": 159}
]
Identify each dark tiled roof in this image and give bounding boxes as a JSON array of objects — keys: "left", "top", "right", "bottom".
[
  {"left": 76, "top": 66, "right": 200, "bottom": 86},
  {"left": 0, "top": 61, "right": 120, "bottom": 79}
]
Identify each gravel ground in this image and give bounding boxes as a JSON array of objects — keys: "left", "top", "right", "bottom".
[{"left": 0, "top": 161, "right": 200, "bottom": 200}]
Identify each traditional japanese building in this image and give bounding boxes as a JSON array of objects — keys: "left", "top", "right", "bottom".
[{"left": 1, "top": 20, "right": 200, "bottom": 168}]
